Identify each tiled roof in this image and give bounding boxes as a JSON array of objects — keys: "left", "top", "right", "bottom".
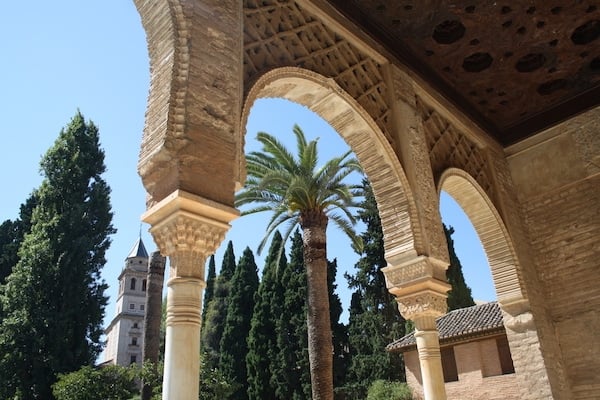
[
  {"left": 126, "top": 237, "right": 149, "bottom": 260},
  {"left": 387, "top": 302, "right": 504, "bottom": 352}
]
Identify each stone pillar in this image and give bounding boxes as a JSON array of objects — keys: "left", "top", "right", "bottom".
[
  {"left": 142, "top": 190, "right": 238, "bottom": 400},
  {"left": 142, "top": 252, "right": 166, "bottom": 400},
  {"left": 383, "top": 256, "right": 450, "bottom": 400},
  {"left": 383, "top": 64, "right": 449, "bottom": 261}
]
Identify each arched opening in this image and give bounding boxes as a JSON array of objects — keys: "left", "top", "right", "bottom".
[
  {"left": 439, "top": 191, "right": 496, "bottom": 302},
  {"left": 216, "top": 97, "right": 364, "bottom": 319},
  {"left": 237, "top": 67, "right": 421, "bottom": 266},
  {"left": 438, "top": 168, "right": 526, "bottom": 304}
]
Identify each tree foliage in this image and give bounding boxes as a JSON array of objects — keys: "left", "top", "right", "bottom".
[
  {"left": 202, "top": 254, "right": 217, "bottom": 323},
  {"left": 52, "top": 365, "right": 138, "bottom": 400},
  {"left": 366, "top": 380, "right": 413, "bottom": 400},
  {"left": 219, "top": 247, "right": 259, "bottom": 400},
  {"left": 343, "top": 180, "right": 406, "bottom": 399},
  {"left": 246, "top": 232, "right": 286, "bottom": 400},
  {"left": 0, "top": 193, "right": 38, "bottom": 284},
  {"left": 236, "top": 125, "right": 363, "bottom": 400},
  {"left": 201, "top": 241, "right": 236, "bottom": 369},
  {"left": 0, "top": 112, "right": 115, "bottom": 399},
  {"left": 273, "top": 230, "right": 311, "bottom": 400},
  {"left": 444, "top": 224, "right": 475, "bottom": 311}
]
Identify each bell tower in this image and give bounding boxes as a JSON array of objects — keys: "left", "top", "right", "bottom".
[{"left": 103, "top": 237, "right": 149, "bottom": 366}]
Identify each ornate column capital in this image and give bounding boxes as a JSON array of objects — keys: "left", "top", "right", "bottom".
[
  {"left": 142, "top": 190, "right": 239, "bottom": 279},
  {"left": 398, "top": 290, "right": 448, "bottom": 330},
  {"left": 382, "top": 255, "right": 450, "bottom": 329}
]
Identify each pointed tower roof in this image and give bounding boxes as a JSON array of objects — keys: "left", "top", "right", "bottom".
[{"left": 126, "top": 237, "right": 149, "bottom": 260}]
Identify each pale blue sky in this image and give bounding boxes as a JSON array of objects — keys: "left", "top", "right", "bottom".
[{"left": 0, "top": 2, "right": 495, "bottom": 328}]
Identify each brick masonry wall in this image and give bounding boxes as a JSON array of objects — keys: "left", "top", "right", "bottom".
[
  {"left": 522, "top": 175, "right": 600, "bottom": 399},
  {"left": 403, "top": 337, "right": 520, "bottom": 400},
  {"left": 508, "top": 114, "right": 600, "bottom": 399}
]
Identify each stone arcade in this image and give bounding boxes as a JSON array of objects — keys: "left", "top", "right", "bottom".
[{"left": 132, "top": 1, "right": 600, "bottom": 399}]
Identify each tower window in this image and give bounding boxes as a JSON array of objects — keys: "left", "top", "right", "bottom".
[
  {"left": 133, "top": 323, "right": 138, "bottom": 329},
  {"left": 142, "top": 279, "right": 147, "bottom": 291},
  {"left": 131, "top": 337, "right": 137, "bottom": 346},
  {"left": 129, "top": 303, "right": 135, "bottom": 310},
  {"left": 130, "top": 278, "right": 136, "bottom": 290},
  {"left": 140, "top": 304, "right": 145, "bottom": 311},
  {"left": 130, "top": 355, "right": 137, "bottom": 364}
]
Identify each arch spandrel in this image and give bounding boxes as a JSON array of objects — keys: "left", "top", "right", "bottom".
[{"left": 241, "top": 67, "right": 421, "bottom": 263}]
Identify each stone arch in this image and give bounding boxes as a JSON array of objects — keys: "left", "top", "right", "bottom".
[
  {"left": 241, "top": 66, "right": 422, "bottom": 263},
  {"left": 438, "top": 168, "right": 526, "bottom": 304},
  {"left": 134, "top": 0, "right": 242, "bottom": 206}
]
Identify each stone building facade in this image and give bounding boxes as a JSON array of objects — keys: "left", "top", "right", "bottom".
[
  {"left": 102, "top": 238, "right": 149, "bottom": 367},
  {"left": 389, "top": 302, "right": 519, "bottom": 400},
  {"left": 131, "top": 1, "right": 600, "bottom": 399}
]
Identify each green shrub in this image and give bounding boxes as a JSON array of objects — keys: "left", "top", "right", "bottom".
[
  {"left": 52, "top": 365, "right": 138, "bottom": 400},
  {"left": 366, "top": 380, "right": 413, "bottom": 400}
]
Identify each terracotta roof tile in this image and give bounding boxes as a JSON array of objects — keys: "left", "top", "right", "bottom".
[{"left": 387, "top": 302, "right": 504, "bottom": 352}]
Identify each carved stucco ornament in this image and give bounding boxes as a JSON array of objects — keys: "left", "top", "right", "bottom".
[
  {"left": 142, "top": 190, "right": 239, "bottom": 279},
  {"left": 382, "top": 255, "right": 450, "bottom": 328}
]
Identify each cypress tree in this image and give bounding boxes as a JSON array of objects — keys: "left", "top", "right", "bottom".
[
  {"left": 343, "top": 180, "right": 405, "bottom": 399},
  {"left": 201, "top": 242, "right": 236, "bottom": 369},
  {"left": 274, "top": 230, "right": 310, "bottom": 400},
  {"left": 0, "top": 112, "right": 115, "bottom": 399},
  {"left": 328, "top": 258, "right": 349, "bottom": 392},
  {"left": 246, "top": 231, "right": 286, "bottom": 400},
  {"left": 220, "top": 241, "right": 237, "bottom": 280},
  {"left": 219, "top": 247, "right": 259, "bottom": 400},
  {"left": 0, "top": 193, "right": 38, "bottom": 284},
  {"left": 444, "top": 224, "right": 475, "bottom": 311},
  {"left": 202, "top": 254, "right": 216, "bottom": 323}
]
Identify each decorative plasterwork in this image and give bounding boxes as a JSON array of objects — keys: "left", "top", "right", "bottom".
[
  {"left": 382, "top": 255, "right": 447, "bottom": 288},
  {"left": 382, "top": 256, "right": 450, "bottom": 325},
  {"left": 417, "top": 97, "right": 495, "bottom": 203},
  {"left": 397, "top": 291, "right": 448, "bottom": 324},
  {"left": 242, "top": 0, "right": 392, "bottom": 145},
  {"left": 142, "top": 190, "right": 239, "bottom": 279}
]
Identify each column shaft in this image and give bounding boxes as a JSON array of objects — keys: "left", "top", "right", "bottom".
[
  {"left": 382, "top": 257, "right": 450, "bottom": 400},
  {"left": 162, "top": 278, "right": 204, "bottom": 399},
  {"left": 142, "top": 190, "right": 239, "bottom": 400},
  {"left": 415, "top": 329, "right": 447, "bottom": 400}
]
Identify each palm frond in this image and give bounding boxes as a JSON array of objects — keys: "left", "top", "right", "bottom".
[
  {"left": 255, "top": 132, "right": 299, "bottom": 173},
  {"left": 239, "top": 124, "right": 364, "bottom": 262}
]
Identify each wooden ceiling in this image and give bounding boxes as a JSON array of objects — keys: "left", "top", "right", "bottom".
[{"left": 323, "top": 0, "right": 600, "bottom": 146}]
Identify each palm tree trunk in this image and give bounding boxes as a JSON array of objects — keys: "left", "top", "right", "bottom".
[{"left": 301, "top": 210, "right": 333, "bottom": 400}]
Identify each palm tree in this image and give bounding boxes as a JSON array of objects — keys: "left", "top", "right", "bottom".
[{"left": 236, "top": 124, "right": 363, "bottom": 400}]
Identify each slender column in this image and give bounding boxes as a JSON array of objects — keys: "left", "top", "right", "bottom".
[
  {"left": 142, "top": 190, "right": 239, "bottom": 400},
  {"left": 383, "top": 256, "right": 450, "bottom": 400},
  {"left": 411, "top": 311, "right": 447, "bottom": 400}
]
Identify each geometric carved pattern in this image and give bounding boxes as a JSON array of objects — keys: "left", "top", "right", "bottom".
[
  {"left": 417, "top": 97, "right": 495, "bottom": 202},
  {"left": 243, "top": 0, "right": 393, "bottom": 146}
]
